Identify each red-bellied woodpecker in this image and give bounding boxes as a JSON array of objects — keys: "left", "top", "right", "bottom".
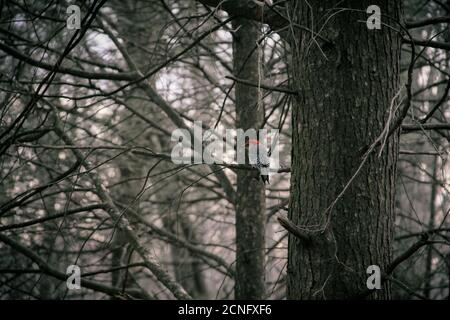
[{"left": 246, "top": 139, "right": 270, "bottom": 184}]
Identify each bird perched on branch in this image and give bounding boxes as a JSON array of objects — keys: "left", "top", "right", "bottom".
[{"left": 246, "top": 138, "right": 270, "bottom": 184}]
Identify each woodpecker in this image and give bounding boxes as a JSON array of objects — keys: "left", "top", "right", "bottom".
[{"left": 246, "top": 139, "right": 270, "bottom": 184}]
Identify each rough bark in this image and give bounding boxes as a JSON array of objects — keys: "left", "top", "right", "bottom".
[
  {"left": 286, "top": 0, "right": 401, "bottom": 299},
  {"left": 233, "top": 18, "right": 266, "bottom": 299}
]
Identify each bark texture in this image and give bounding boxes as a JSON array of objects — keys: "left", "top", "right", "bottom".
[
  {"left": 286, "top": 0, "right": 401, "bottom": 299},
  {"left": 233, "top": 18, "right": 266, "bottom": 299}
]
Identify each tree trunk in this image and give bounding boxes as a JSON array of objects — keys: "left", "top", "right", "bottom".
[
  {"left": 163, "top": 213, "right": 209, "bottom": 299},
  {"left": 233, "top": 18, "right": 266, "bottom": 299},
  {"left": 287, "top": 0, "right": 401, "bottom": 299},
  {"left": 424, "top": 156, "right": 438, "bottom": 298}
]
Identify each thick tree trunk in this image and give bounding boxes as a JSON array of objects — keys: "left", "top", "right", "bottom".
[
  {"left": 287, "top": 1, "right": 401, "bottom": 299},
  {"left": 233, "top": 18, "right": 266, "bottom": 299}
]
